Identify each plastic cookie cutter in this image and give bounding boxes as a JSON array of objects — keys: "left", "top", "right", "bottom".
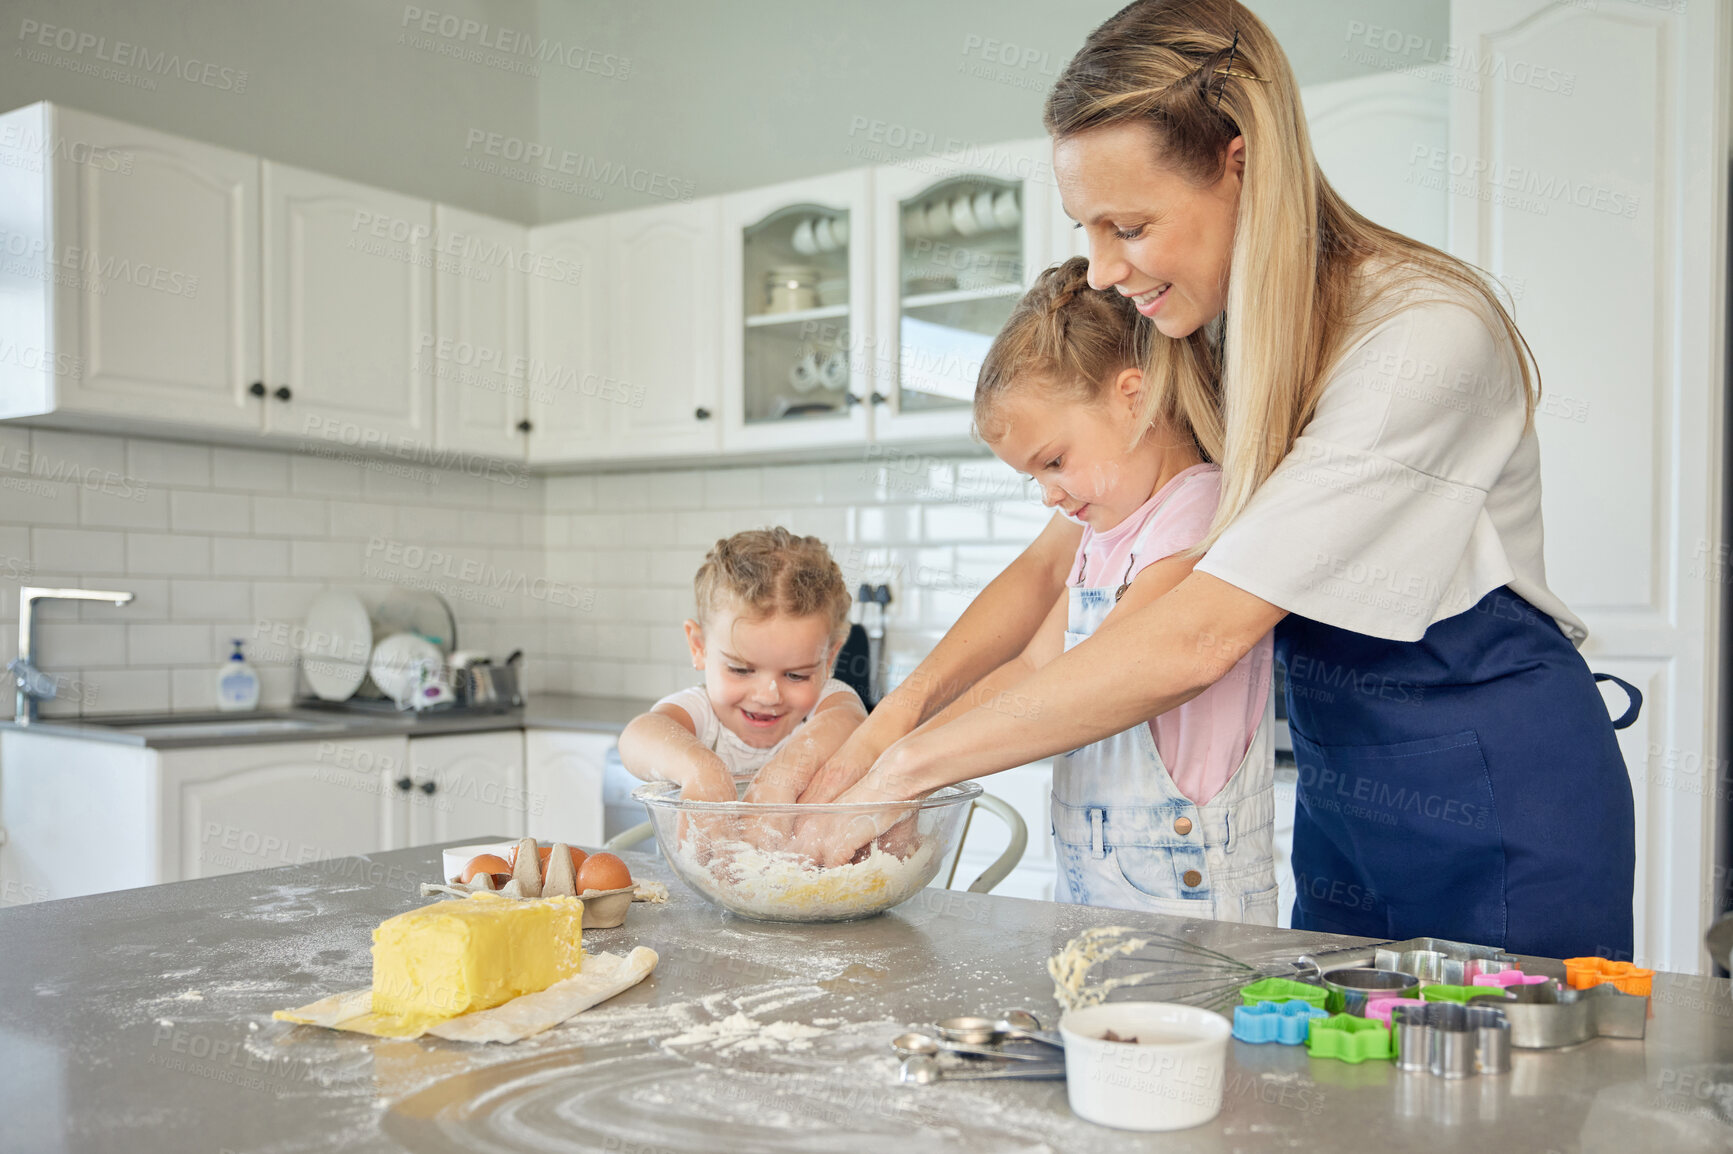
[
  {"left": 1239, "top": 977, "right": 1330, "bottom": 1009},
  {"left": 1417, "top": 984, "right": 1485, "bottom": 1005},
  {"left": 1391, "top": 1003, "right": 1510, "bottom": 1078},
  {"left": 1305, "top": 1014, "right": 1393, "bottom": 1064},
  {"left": 1464, "top": 980, "right": 1648, "bottom": 1049},
  {"left": 1364, "top": 997, "right": 1427, "bottom": 1028},
  {"left": 1471, "top": 969, "right": 1550, "bottom": 989},
  {"left": 1562, "top": 957, "right": 1654, "bottom": 996},
  {"left": 1233, "top": 999, "right": 1329, "bottom": 1045}
]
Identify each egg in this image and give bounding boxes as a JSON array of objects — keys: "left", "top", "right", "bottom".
[
  {"left": 460, "top": 853, "right": 512, "bottom": 884},
  {"left": 577, "top": 852, "right": 632, "bottom": 893}
]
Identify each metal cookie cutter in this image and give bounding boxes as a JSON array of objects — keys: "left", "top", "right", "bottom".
[
  {"left": 1465, "top": 980, "right": 1648, "bottom": 1049},
  {"left": 1391, "top": 1003, "right": 1510, "bottom": 1078},
  {"left": 1373, "top": 937, "right": 1525, "bottom": 986}
]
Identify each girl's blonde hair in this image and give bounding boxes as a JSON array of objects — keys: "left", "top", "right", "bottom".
[
  {"left": 694, "top": 527, "right": 851, "bottom": 645},
  {"left": 974, "top": 256, "right": 1167, "bottom": 446},
  {"left": 1045, "top": 0, "right": 1538, "bottom": 550}
]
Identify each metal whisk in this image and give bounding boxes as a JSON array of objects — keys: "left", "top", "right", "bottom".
[{"left": 1049, "top": 925, "right": 1375, "bottom": 1014}]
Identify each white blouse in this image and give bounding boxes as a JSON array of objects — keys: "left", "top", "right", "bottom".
[
  {"left": 1196, "top": 268, "right": 1586, "bottom": 645},
  {"left": 653, "top": 679, "right": 860, "bottom": 776}
]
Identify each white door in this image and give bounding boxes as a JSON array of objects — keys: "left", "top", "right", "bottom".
[
  {"left": 606, "top": 200, "right": 723, "bottom": 457},
  {"left": 433, "top": 206, "right": 529, "bottom": 459},
  {"left": 401, "top": 731, "right": 527, "bottom": 847},
  {"left": 720, "top": 170, "right": 874, "bottom": 453},
  {"left": 524, "top": 729, "right": 610, "bottom": 848},
  {"left": 872, "top": 141, "right": 1052, "bottom": 442},
  {"left": 525, "top": 216, "right": 613, "bottom": 462},
  {"left": 1301, "top": 74, "right": 1449, "bottom": 251},
  {"left": 48, "top": 106, "right": 261, "bottom": 430},
  {"left": 1449, "top": 0, "right": 1729, "bottom": 972},
  {"left": 158, "top": 738, "right": 406, "bottom": 880},
  {"left": 262, "top": 162, "right": 434, "bottom": 444}
]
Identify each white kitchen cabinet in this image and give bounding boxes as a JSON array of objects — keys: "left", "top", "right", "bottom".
[
  {"left": 0, "top": 102, "right": 262, "bottom": 431},
  {"left": 158, "top": 736, "right": 407, "bottom": 881},
  {"left": 261, "top": 161, "right": 434, "bottom": 443},
  {"left": 524, "top": 216, "right": 613, "bottom": 461},
  {"left": 871, "top": 141, "right": 1052, "bottom": 443},
  {"left": 397, "top": 730, "right": 526, "bottom": 847},
  {"left": 524, "top": 729, "right": 610, "bottom": 847},
  {"left": 720, "top": 171, "right": 874, "bottom": 453},
  {"left": 604, "top": 200, "right": 723, "bottom": 458},
  {"left": 433, "top": 205, "right": 531, "bottom": 459}
]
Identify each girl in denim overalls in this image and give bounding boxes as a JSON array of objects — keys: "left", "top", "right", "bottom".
[{"left": 915, "top": 257, "right": 1277, "bottom": 922}]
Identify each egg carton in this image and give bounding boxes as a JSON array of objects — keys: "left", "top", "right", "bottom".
[{"left": 419, "top": 837, "right": 666, "bottom": 929}]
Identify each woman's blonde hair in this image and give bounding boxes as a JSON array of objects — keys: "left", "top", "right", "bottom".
[
  {"left": 1045, "top": 0, "right": 1538, "bottom": 550},
  {"left": 974, "top": 256, "right": 1164, "bottom": 444},
  {"left": 694, "top": 527, "right": 852, "bottom": 645}
]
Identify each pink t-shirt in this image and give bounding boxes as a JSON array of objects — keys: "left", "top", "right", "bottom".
[{"left": 1067, "top": 463, "right": 1273, "bottom": 806}]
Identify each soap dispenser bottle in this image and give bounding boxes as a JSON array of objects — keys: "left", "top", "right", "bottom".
[{"left": 216, "top": 639, "right": 261, "bottom": 711}]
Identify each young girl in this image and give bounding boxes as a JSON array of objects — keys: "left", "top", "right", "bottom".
[
  {"left": 901, "top": 256, "right": 1277, "bottom": 922},
  {"left": 618, "top": 528, "right": 865, "bottom": 807}
]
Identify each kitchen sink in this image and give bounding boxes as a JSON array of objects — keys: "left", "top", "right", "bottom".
[{"left": 119, "top": 717, "right": 341, "bottom": 739}]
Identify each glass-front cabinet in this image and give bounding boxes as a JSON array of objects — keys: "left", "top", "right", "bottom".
[
  {"left": 872, "top": 141, "right": 1052, "bottom": 441},
  {"left": 721, "top": 171, "right": 872, "bottom": 452}
]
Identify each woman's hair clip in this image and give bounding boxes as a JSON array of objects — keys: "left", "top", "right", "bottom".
[{"left": 1212, "top": 30, "right": 1269, "bottom": 108}]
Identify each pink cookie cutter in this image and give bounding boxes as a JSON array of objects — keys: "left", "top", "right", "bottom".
[
  {"left": 1471, "top": 970, "right": 1550, "bottom": 989},
  {"left": 1364, "top": 997, "right": 1427, "bottom": 1027}
]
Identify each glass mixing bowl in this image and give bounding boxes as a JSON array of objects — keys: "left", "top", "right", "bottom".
[{"left": 631, "top": 779, "right": 983, "bottom": 922}]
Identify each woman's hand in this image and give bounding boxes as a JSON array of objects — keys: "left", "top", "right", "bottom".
[
  {"left": 797, "top": 694, "right": 919, "bottom": 804},
  {"left": 790, "top": 738, "right": 931, "bottom": 866}
]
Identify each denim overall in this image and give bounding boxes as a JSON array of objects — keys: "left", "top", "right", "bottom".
[
  {"left": 1281, "top": 585, "right": 1640, "bottom": 959},
  {"left": 1051, "top": 501, "right": 1279, "bottom": 923}
]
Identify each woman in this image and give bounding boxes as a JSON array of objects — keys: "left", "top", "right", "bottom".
[{"left": 797, "top": 0, "right": 1638, "bottom": 960}]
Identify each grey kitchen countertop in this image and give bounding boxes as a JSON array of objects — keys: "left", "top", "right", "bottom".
[
  {"left": 0, "top": 693, "right": 653, "bottom": 748},
  {"left": 2, "top": 841, "right": 1731, "bottom": 1154}
]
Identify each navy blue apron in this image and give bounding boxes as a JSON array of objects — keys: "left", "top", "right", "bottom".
[{"left": 1279, "top": 585, "right": 1638, "bottom": 960}]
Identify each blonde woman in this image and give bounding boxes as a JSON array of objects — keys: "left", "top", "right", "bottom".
[{"left": 799, "top": 0, "right": 1639, "bottom": 961}]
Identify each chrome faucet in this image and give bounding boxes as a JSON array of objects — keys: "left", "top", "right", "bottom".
[{"left": 12, "top": 586, "right": 134, "bottom": 724}]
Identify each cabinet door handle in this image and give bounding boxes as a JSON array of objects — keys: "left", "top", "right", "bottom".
[
  {"left": 418, "top": 780, "right": 437, "bottom": 795},
  {"left": 870, "top": 392, "right": 889, "bottom": 405},
  {"left": 273, "top": 386, "right": 292, "bottom": 402},
  {"left": 248, "top": 382, "right": 266, "bottom": 398},
  {"left": 394, "top": 776, "right": 413, "bottom": 793},
  {"left": 516, "top": 419, "right": 533, "bottom": 433},
  {"left": 694, "top": 407, "right": 711, "bottom": 421}
]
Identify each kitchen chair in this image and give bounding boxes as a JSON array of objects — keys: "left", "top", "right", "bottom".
[{"left": 601, "top": 791, "right": 1028, "bottom": 894}]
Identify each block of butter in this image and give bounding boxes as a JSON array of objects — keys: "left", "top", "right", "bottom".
[{"left": 370, "top": 891, "right": 584, "bottom": 1029}]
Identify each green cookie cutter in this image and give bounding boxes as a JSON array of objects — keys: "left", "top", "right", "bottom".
[
  {"left": 1240, "top": 977, "right": 1330, "bottom": 1008},
  {"left": 1305, "top": 1013, "right": 1394, "bottom": 1063},
  {"left": 1419, "top": 984, "right": 1484, "bottom": 1004}
]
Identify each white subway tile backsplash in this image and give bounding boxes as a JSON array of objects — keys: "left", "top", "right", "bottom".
[
  {"left": 291, "top": 539, "right": 363, "bottom": 579},
  {"left": 213, "top": 537, "right": 290, "bottom": 578},
  {"left": 170, "top": 579, "right": 253, "bottom": 621},
  {"left": 6, "top": 429, "right": 1031, "bottom": 705},
  {"left": 288, "top": 453, "right": 362, "bottom": 496},
  {"left": 128, "top": 440, "right": 211, "bottom": 489},
  {"left": 170, "top": 491, "right": 251, "bottom": 534},
  {"left": 127, "top": 533, "right": 212, "bottom": 576},
  {"left": 31, "top": 528, "right": 127, "bottom": 573},
  {"left": 78, "top": 668, "right": 173, "bottom": 715},
  {"left": 81, "top": 484, "right": 170, "bottom": 531},
  {"left": 254, "top": 496, "right": 328, "bottom": 537},
  {"left": 213, "top": 447, "right": 290, "bottom": 491},
  {"left": 128, "top": 622, "right": 213, "bottom": 665}
]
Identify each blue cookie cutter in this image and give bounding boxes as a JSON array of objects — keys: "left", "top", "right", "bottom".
[{"left": 1233, "top": 999, "right": 1330, "bottom": 1045}]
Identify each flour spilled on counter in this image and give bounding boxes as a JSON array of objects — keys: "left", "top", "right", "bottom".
[
  {"left": 661, "top": 1010, "right": 827, "bottom": 1054},
  {"left": 674, "top": 835, "right": 939, "bottom": 921}
]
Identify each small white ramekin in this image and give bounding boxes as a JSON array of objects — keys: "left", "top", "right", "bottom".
[{"left": 1058, "top": 1002, "right": 1233, "bottom": 1131}]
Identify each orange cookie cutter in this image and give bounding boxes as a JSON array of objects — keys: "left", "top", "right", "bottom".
[{"left": 1562, "top": 957, "right": 1653, "bottom": 997}]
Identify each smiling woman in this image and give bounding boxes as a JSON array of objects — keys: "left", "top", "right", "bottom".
[{"left": 800, "top": 0, "right": 1642, "bottom": 962}]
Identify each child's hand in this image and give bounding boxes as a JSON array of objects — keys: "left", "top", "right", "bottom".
[{"left": 675, "top": 761, "right": 739, "bottom": 865}]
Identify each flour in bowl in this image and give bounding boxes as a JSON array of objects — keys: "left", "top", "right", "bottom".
[{"left": 673, "top": 836, "right": 941, "bottom": 921}]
